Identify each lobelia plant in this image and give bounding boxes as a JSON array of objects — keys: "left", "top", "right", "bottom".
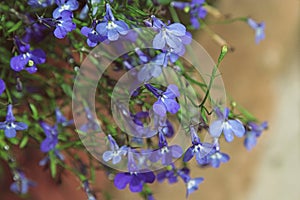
[{"left": 0, "top": 0, "right": 268, "bottom": 199}]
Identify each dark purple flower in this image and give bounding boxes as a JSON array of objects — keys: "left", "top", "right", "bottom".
[
  {"left": 151, "top": 15, "right": 187, "bottom": 54},
  {"left": 247, "top": 18, "right": 265, "bottom": 44},
  {"left": 10, "top": 39, "right": 46, "bottom": 74},
  {"left": 81, "top": 20, "right": 107, "bottom": 47},
  {"left": 114, "top": 150, "right": 155, "bottom": 193},
  {"left": 10, "top": 170, "right": 35, "bottom": 194},
  {"left": 149, "top": 132, "right": 182, "bottom": 165},
  {"left": 244, "top": 121, "right": 268, "bottom": 150},
  {"left": 102, "top": 134, "right": 128, "bottom": 164},
  {"left": 22, "top": 17, "right": 48, "bottom": 43},
  {"left": 52, "top": 0, "right": 79, "bottom": 18},
  {"left": 40, "top": 121, "right": 59, "bottom": 152},
  {"left": 28, "top": 0, "right": 54, "bottom": 8},
  {"left": 0, "top": 104, "right": 28, "bottom": 138},
  {"left": 145, "top": 84, "right": 180, "bottom": 117},
  {"left": 96, "top": 4, "right": 129, "bottom": 41},
  {"left": 209, "top": 107, "right": 245, "bottom": 142},
  {"left": 0, "top": 79, "right": 6, "bottom": 95},
  {"left": 171, "top": 0, "right": 207, "bottom": 29}
]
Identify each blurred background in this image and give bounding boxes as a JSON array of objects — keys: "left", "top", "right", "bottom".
[{"left": 1, "top": 0, "right": 299, "bottom": 199}]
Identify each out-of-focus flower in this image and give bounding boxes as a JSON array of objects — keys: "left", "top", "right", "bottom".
[
  {"left": 10, "top": 170, "right": 35, "bottom": 194},
  {"left": 247, "top": 18, "right": 265, "bottom": 44},
  {"left": 244, "top": 121, "right": 268, "bottom": 150}
]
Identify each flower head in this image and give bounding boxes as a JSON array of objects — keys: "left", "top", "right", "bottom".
[
  {"left": 0, "top": 104, "right": 28, "bottom": 138},
  {"left": 244, "top": 121, "right": 268, "bottom": 150},
  {"left": 247, "top": 18, "right": 265, "bottom": 44},
  {"left": 10, "top": 170, "right": 35, "bottom": 194},
  {"left": 52, "top": 0, "right": 79, "bottom": 18},
  {"left": 102, "top": 134, "right": 128, "bottom": 164},
  {"left": 10, "top": 38, "right": 46, "bottom": 73},
  {"left": 209, "top": 107, "right": 245, "bottom": 142},
  {"left": 81, "top": 20, "right": 107, "bottom": 47},
  {"left": 96, "top": 4, "right": 129, "bottom": 41},
  {"left": 53, "top": 10, "right": 76, "bottom": 39},
  {"left": 40, "top": 122, "right": 59, "bottom": 152},
  {"left": 145, "top": 84, "right": 180, "bottom": 117},
  {"left": 0, "top": 79, "right": 6, "bottom": 95},
  {"left": 28, "top": 0, "right": 54, "bottom": 8},
  {"left": 151, "top": 15, "right": 187, "bottom": 54}
]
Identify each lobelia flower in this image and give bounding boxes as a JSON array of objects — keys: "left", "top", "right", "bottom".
[
  {"left": 208, "top": 150, "right": 230, "bottom": 168},
  {"left": 157, "top": 164, "right": 189, "bottom": 184},
  {"left": 39, "top": 149, "right": 64, "bottom": 166},
  {"left": 23, "top": 16, "right": 48, "bottom": 43},
  {"left": 83, "top": 180, "right": 97, "bottom": 200},
  {"left": 209, "top": 107, "right": 245, "bottom": 142},
  {"left": 171, "top": 0, "right": 207, "bottom": 29},
  {"left": 52, "top": 0, "right": 79, "bottom": 18},
  {"left": 55, "top": 107, "right": 73, "bottom": 126},
  {"left": 28, "top": 0, "right": 54, "bottom": 8},
  {"left": 102, "top": 134, "right": 128, "bottom": 164},
  {"left": 0, "top": 79, "right": 6, "bottom": 95},
  {"left": 10, "top": 38, "right": 46, "bottom": 74},
  {"left": 244, "top": 121, "right": 268, "bottom": 151},
  {"left": 0, "top": 104, "right": 28, "bottom": 138},
  {"left": 114, "top": 150, "right": 155, "bottom": 193},
  {"left": 40, "top": 121, "right": 59, "bottom": 152},
  {"left": 145, "top": 84, "right": 180, "bottom": 117},
  {"left": 247, "top": 18, "right": 265, "bottom": 44},
  {"left": 177, "top": 167, "right": 204, "bottom": 197},
  {"left": 149, "top": 131, "right": 182, "bottom": 165},
  {"left": 80, "top": 107, "right": 101, "bottom": 132},
  {"left": 81, "top": 20, "right": 107, "bottom": 47},
  {"left": 183, "top": 125, "right": 215, "bottom": 165},
  {"left": 96, "top": 3, "right": 129, "bottom": 41},
  {"left": 10, "top": 170, "right": 35, "bottom": 194},
  {"left": 151, "top": 15, "right": 187, "bottom": 54},
  {"left": 53, "top": 10, "right": 76, "bottom": 39},
  {"left": 79, "top": 0, "right": 100, "bottom": 19}
]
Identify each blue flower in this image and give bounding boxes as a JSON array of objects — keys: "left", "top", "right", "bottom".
[
  {"left": 113, "top": 150, "right": 155, "bottom": 192},
  {"left": 53, "top": 10, "right": 76, "bottom": 39},
  {"left": 80, "top": 107, "right": 100, "bottom": 132},
  {"left": 183, "top": 125, "right": 215, "bottom": 165},
  {"left": 172, "top": 0, "right": 207, "bottom": 29},
  {"left": 208, "top": 150, "right": 230, "bottom": 168},
  {"left": 157, "top": 165, "right": 189, "bottom": 184},
  {"left": 244, "top": 121, "right": 268, "bottom": 150},
  {"left": 81, "top": 20, "right": 107, "bottom": 47},
  {"left": 52, "top": 0, "right": 79, "bottom": 18},
  {"left": 10, "top": 38, "right": 46, "bottom": 73},
  {"left": 28, "top": 0, "right": 54, "bottom": 8},
  {"left": 23, "top": 16, "right": 48, "bottom": 43},
  {"left": 55, "top": 107, "right": 73, "bottom": 126},
  {"left": 40, "top": 121, "right": 59, "bottom": 152},
  {"left": 185, "top": 177, "right": 204, "bottom": 197},
  {"left": 96, "top": 3, "right": 129, "bottom": 41},
  {"left": 0, "top": 79, "right": 6, "bottom": 95},
  {"left": 151, "top": 15, "right": 187, "bottom": 54},
  {"left": 247, "top": 18, "right": 265, "bottom": 44},
  {"left": 209, "top": 107, "right": 245, "bottom": 142},
  {"left": 145, "top": 84, "right": 180, "bottom": 117},
  {"left": 102, "top": 134, "right": 128, "bottom": 164},
  {"left": 0, "top": 104, "right": 28, "bottom": 138},
  {"left": 10, "top": 170, "right": 35, "bottom": 194},
  {"left": 149, "top": 131, "right": 182, "bottom": 165}
]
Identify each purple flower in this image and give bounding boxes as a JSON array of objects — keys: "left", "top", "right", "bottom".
[
  {"left": 208, "top": 150, "right": 230, "bottom": 168},
  {"left": 157, "top": 165, "right": 189, "bottom": 184},
  {"left": 247, "top": 18, "right": 265, "bottom": 44},
  {"left": 0, "top": 79, "right": 6, "bottom": 95},
  {"left": 183, "top": 125, "right": 215, "bottom": 165},
  {"left": 10, "top": 170, "right": 35, "bottom": 194},
  {"left": 53, "top": 10, "right": 76, "bottom": 39},
  {"left": 55, "top": 107, "right": 73, "bottom": 126},
  {"left": 52, "top": 0, "right": 79, "bottom": 18},
  {"left": 96, "top": 4, "right": 129, "bottom": 41},
  {"left": 244, "top": 121, "right": 268, "bottom": 150},
  {"left": 151, "top": 15, "right": 187, "bottom": 54},
  {"left": 171, "top": 0, "right": 207, "bottom": 29},
  {"left": 185, "top": 177, "right": 204, "bottom": 197},
  {"left": 113, "top": 150, "right": 155, "bottom": 193},
  {"left": 149, "top": 132, "right": 182, "bottom": 165},
  {"left": 40, "top": 122, "right": 59, "bottom": 152},
  {"left": 23, "top": 16, "right": 48, "bottom": 43},
  {"left": 10, "top": 38, "right": 46, "bottom": 73},
  {"left": 0, "top": 104, "right": 28, "bottom": 138},
  {"left": 28, "top": 0, "right": 54, "bottom": 8},
  {"left": 145, "top": 84, "right": 180, "bottom": 117},
  {"left": 81, "top": 20, "right": 107, "bottom": 47},
  {"left": 209, "top": 107, "right": 245, "bottom": 142},
  {"left": 102, "top": 134, "right": 128, "bottom": 164}
]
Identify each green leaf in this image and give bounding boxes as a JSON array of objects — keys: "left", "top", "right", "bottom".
[
  {"left": 157, "top": 0, "right": 171, "bottom": 5},
  {"left": 29, "top": 103, "right": 39, "bottom": 120},
  {"left": 19, "top": 136, "right": 29, "bottom": 148},
  {"left": 7, "top": 21, "right": 22, "bottom": 34},
  {"left": 49, "top": 151, "right": 57, "bottom": 178}
]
